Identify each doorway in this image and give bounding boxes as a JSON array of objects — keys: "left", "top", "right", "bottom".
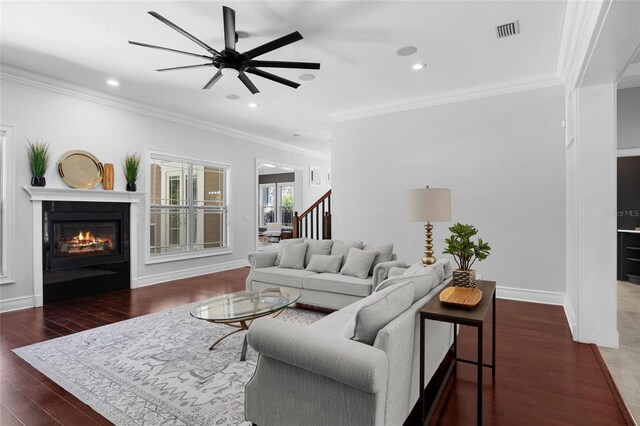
[{"left": 256, "top": 160, "right": 303, "bottom": 250}]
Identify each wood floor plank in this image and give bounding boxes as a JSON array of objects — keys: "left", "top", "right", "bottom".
[
  {"left": 0, "top": 378, "right": 61, "bottom": 426},
  {"left": 2, "top": 363, "right": 99, "bottom": 425},
  {"left": 0, "top": 402, "right": 24, "bottom": 426}
]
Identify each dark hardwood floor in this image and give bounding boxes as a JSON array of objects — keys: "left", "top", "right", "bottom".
[{"left": 0, "top": 268, "right": 628, "bottom": 425}]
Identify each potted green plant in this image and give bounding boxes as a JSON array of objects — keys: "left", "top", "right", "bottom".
[
  {"left": 26, "top": 138, "right": 51, "bottom": 187},
  {"left": 443, "top": 223, "right": 491, "bottom": 287},
  {"left": 123, "top": 153, "right": 141, "bottom": 192}
]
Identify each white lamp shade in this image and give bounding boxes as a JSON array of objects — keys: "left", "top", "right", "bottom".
[{"left": 405, "top": 188, "right": 451, "bottom": 222}]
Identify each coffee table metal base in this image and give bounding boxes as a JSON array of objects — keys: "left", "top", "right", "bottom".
[{"left": 206, "top": 307, "right": 287, "bottom": 361}]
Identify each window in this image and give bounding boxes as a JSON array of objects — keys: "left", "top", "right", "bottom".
[
  {"left": 259, "top": 182, "right": 294, "bottom": 226},
  {"left": 0, "top": 126, "right": 15, "bottom": 284},
  {"left": 149, "top": 155, "right": 228, "bottom": 258},
  {"left": 0, "top": 132, "right": 3, "bottom": 276}
]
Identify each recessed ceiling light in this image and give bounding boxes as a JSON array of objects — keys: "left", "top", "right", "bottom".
[
  {"left": 248, "top": 102, "right": 258, "bottom": 109},
  {"left": 226, "top": 94, "right": 240, "bottom": 100},
  {"left": 412, "top": 63, "right": 427, "bottom": 70},
  {"left": 106, "top": 79, "right": 119, "bottom": 86},
  {"left": 397, "top": 46, "right": 418, "bottom": 56},
  {"left": 299, "top": 73, "right": 315, "bottom": 81},
  {"left": 262, "top": 163, "right": 276, "bottom": 168}
]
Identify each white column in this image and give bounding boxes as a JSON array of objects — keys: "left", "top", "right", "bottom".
[{"left": 573, "top": 84, "right": 618, "bottom": 347}]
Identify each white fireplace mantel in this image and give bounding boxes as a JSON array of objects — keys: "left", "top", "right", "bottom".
[
  {"left": 23, "top": 186, "right": 145, "bottom": 307},
  {"left": 23, "top": 186, "right": 145, "bottom": 203}
]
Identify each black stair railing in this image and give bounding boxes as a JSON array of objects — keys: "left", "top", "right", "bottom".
[{"left": 292, "top": 189, "right": 331, "bottom": 240}]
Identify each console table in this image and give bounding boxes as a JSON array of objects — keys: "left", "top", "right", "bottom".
[{"left": 419, "top": 280, "right": 496, "bottom": 425}]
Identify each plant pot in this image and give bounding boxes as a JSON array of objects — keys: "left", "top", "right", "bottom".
[
  {"left": 452, "top": 269, "right": 476, "bottom": 288},
  {"left": 126, "top": 182, "right": 137, "bottom": 192},
  {"left": 31, "top": 176, "right": 46, "bottom": 187}
]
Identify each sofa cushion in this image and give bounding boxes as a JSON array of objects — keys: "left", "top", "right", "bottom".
[
  {"left": 308, "top": 310, "right": 354, "bottom": 336},
  {"left": 251, "top": 266, "right": 317, "bottom": 288},
  {"left": 341, "top": 281, "right": 414, "bottom": 345},
  {"left": 303, "top": 273, "right": 373, "bottom": 297},
  {"left": 304, "top": 239, "right": 334, "bottom": 267},
  {"left": 340, "top": 248, "right": 377, "bottom": 279},
  {"left": 278, "top": 242, "right": 308, "bottom": 270},
  {"left": 375, "top": 262, "right": 444, "bottom": 303},
  {"left": 406, "top": 258, "right": 453, "bottom": 279},
  {"left": 331, "top": 240, "right": 363, "bottom": 267},
  {"left": 274, "top": 238, "right": 306, "bottom": 266},
  {"left": 363, "top": 243, "right": 394, "bottom": 275},
  {"left": 305, "top": 254, "right": 343, "bottom": 274}
]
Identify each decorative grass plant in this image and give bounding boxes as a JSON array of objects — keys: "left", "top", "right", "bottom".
[
  {"left": 123, "top": 153, "right": 141, "bottom": 184},
  {"left": 26, "top": 138, "right": 51, "bottom": 178}
]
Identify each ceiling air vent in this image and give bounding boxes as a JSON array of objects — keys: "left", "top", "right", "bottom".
[{"left": 496, "top": 20, "right": 520, "bottom": 38}]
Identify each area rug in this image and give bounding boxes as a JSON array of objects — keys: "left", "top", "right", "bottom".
[{"left": 13, "top": 304, "right": 325, "bottom": 425}]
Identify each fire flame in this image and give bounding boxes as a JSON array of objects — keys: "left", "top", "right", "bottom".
[{"left": 77, "top": 231, "right": 93, "bottom": 241}]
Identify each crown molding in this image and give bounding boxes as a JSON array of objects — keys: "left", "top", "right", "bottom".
[
  {"left": 330, "top": 73, "right": 563, "bottom": 123},
  {"left": 556, "top": 0, "right": 608, "bottom": 89},
  {"left": 0, "top": 65, "right": 330, "bottom": 162}
]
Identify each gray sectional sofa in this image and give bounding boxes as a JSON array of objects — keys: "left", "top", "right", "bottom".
[
  {"left": 245, "top": 258, "right": 455, "bottom": 426},
  {"left": 246, "top": 239, "right": 406, "bottom": 310}
]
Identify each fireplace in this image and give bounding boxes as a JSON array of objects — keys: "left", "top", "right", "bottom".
[{"left": 43, "top": 201, "right": 130, "bottom": 304}]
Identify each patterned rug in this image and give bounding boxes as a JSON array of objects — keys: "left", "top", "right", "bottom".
[{"left": 14, "top": 304, "right": 325, "bottom": 425}]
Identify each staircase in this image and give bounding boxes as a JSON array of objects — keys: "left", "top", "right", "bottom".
[{"left": 292, "top": 190, "right": 331, "bottom": 240}]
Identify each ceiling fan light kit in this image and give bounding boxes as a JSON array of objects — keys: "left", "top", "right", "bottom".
[{"left": 129, "top": 6, "right": 321, "bottom": 95}]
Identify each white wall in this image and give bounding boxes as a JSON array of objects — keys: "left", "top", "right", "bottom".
[
  {"left": 332, "top": 86, "right": 566, "bottom": 300},
  {"left": 617, "top": 87, "right": 640, "bottom": 150},
  {"left": 0, "top": 78, "right": 329, "bottom": 311}
]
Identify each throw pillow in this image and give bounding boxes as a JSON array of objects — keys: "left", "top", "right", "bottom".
[
  {"left": 340, "top": 248, "right": 377, "bottom": 279},
  {"left": 341, "top": 281, "right": 414, "bottom": 345},
  {"left": 363, "top": 242, "right": 394, "bottom": 275},
  {"left": 278, "top": 242, "right": 308, "bottom": 270},
  {"left": 375, "top": 263, "right": 444, "bottom": 303},
  {"left": 275, "top": 238, "right": 305, "bottom": 266},
  {"left": 331, "top": 240, "right": 363, "bottom": 267},
  {"left": 304, "top": 239, "right": 334, "bottom": 267},
  {"left": 305, "top": 254, "right": 343, "bottom": 274}
]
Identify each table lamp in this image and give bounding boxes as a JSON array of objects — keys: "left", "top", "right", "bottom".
[{"left": 405, "top": 187, "right": 451, "bottom": 265}]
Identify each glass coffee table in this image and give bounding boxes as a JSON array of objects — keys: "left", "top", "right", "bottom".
[{"left": 190, "top": 287, "right": 301, "bottom": 361}]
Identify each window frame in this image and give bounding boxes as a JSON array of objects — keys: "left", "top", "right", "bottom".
[
  {"left": 145, "top": 150, "right": 231, "bottom": 265},
  {"left": 0, "top": 125, "right": 16, "bottom": 285}
]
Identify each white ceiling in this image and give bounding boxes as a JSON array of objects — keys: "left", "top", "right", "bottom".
[{"left": 0, "top": 1, "right": 567, "bottom": 156}]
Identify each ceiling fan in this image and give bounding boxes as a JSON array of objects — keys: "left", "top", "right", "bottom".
[{"left": 129, "top": 6, "right": 321, "bottom": 94}]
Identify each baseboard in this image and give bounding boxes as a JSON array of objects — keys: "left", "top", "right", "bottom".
[
  {"left": 496, "top": 285, "right": 565, "bottom": 305},
  {"left": 0, "top": 295, "right": 34, "bottom": 313},
  {"left": 132, "top": 259, "right": 250, "bottom": 288},
  {"left": 563, "top": 296, "right": 578, "bottom": 339}
]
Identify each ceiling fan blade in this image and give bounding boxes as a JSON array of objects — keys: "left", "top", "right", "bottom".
[
  {"left": 148, "top": 11, "right": 220, "bottom": 56},
  {"left": 245, "top": 67, "right": 300, "bottom": 89},
  {"left": 202, "top": 70, "right": 223, "bottom": 89},
  {"left": 129, "top": 41, "right": 215, "bottom": 60},
  {"left": 242, "top": 31, "right": 303, "bottom": 60},
  {"left": 238, "top": 71, "right": 260, "bottom": 94},
  {"left": 156, "top": 63, "right": 214, "bottom": 72},
  {"left": 247, "top": 60, "right": 320, "bottom": 70},
  {"left": 223, "top": 6, "right": 236, "bottom": 51}
]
